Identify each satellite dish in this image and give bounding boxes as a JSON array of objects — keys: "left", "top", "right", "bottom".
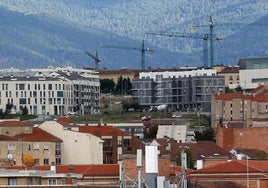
[{"left": 7, "top": 153, "right": 13, "bottom": 160}]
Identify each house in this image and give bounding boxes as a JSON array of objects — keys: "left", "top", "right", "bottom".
[
  {"left": 0, "top": 120, "right": 62, "bottom": 166},
  {"left": 38, "top": 120, "right": 103, "bottom": 165},
  {"left": 187, "top": 160, "right": 268, "bottom": 188},
  {"left": 167, "top": 140, "right": 233, "bottom": 169},
  {"left": 230, "top": 148, "right": 268, "bottom": 160},
  {"left": 78, "top": 124, "right": 141, "bottom": 164}
]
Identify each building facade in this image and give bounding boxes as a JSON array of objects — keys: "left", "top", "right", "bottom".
[
  {"left": 238, "top": 57, "right": 268, "bottom": 90},
  {"left": 0, "top": 67, "right": 100, "bottom": 116},
  {"left": 0, "top": 120, "right": 62, "bottom": 166},
  {"left": 132, "top": 68, "right": 225, "bottom": 112},
  {"left": 38, "top": 120, "right": 103, "bottom": 165},
  {"left": 211, "top": 84, "right": 268, "bottom": 128}
]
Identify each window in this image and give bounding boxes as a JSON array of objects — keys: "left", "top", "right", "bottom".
[
  {"left": 34, "top": 158, "right": 40, "bottom": 165},
  {"left": 44, "top": 145, "right": 49, "bottom": 151},
  {"left": 19, "top": 84, "right": 25, "bottom": 90},
  {"left": 26, "top": 178, "right": 32, "bottom": 185},
  {"left": 48, "top": 84, "right": 52, "bottom": 90},
  {"left": 8, "top": 143, "right": 16, "bottom": 150},
  {"left": 8, "top": 178, "right": 17, "bottom": 185},
  {"left": 56, "top": 157, "right": 61, "bottom": 165},
  {"left": 48, "top": 179, "right": 56, "bottom": 185},
  {"left": 55, "top": 142, "right": 61, "bottom": 155},
  {"left": 44, "top": 158, "right": 49, "bottom": 165},
  {"left": 34, "top": 178, "right": 41, "bottom": 185},
  {"left": 33, "top": 144, "right": 40, "bottom": 150}
]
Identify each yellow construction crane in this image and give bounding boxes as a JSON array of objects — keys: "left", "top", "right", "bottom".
[{"left": 101, "top": 40, "right": 154, "bottom": 71}]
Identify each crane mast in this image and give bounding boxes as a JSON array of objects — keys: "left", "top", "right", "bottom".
[
  {"left": 101, "top": 40, "right": 154, "bottom": 71},
  {"left": 147, "top": 32, "right": 212, "bottom": 68},
  {"left": 85, "top": 51, "right": 101, "bottom": 69}
]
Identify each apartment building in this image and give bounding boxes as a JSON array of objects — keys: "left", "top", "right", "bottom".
[
  {"left": 0, "top": 67, "right": 100, "bottom": 116},
  {"left": 217, "top": 66, "right": 240, "bottom": 89},
  {"left": 0, "top": 120, "right": 62, "bottom": 166},
  {"left": 38, "top": 119, "right": 103, "bottom": 165},
  {"left": 238, "top": 57, "right": 268, "bottom": 90},
  {"left": 211, "top": 84, "right": 268, "bottom": 128},
  {"left": 131, "top": 68, "right": 225, "bottom": 112}
]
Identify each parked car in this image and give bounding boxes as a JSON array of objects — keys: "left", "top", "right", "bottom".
[
  {"left": 172, "top": 114, "right": 182, "bottom": 118},
  {"left": 141, "top": 115, "right": 151, "bottom": 121}
]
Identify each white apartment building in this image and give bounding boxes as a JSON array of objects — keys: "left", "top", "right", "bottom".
[{"left": 0, "top": 67, "right": 100, "bottom": 116}]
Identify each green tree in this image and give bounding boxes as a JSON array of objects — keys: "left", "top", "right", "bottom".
[
  {"left": 5, "top": 103, "right": 13, "bottom": 114},
  {"left": 176, "top": 147, "right": 194, "bottom": 169},
  {"left": 256, "top": 150, "right": 266, "bottom": 160},
  {"left": 115, "top": 76, "right": 132, "bottom": 95},
  {"left": 100, "top": 79, "right": 115, "bottom": 93},
  {"left": 195, "top": 127, "right": 215, "bottom": 142},
  {"left": 22, "top": 106, "right": 28, "bottom": 115}
]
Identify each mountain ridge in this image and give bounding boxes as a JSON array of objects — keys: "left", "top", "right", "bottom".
[{"left": 0, "top": 1, "right": 267, "bottom": 69}]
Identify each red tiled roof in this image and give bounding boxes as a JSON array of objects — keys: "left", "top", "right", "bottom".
[
  {"left": 213, "top": 93, "right": 268, "bottom": 102},
  {"left": 219, "top": 66, "right": 239, "bottom": 74},
  {"left": 56, "top": 164, "right": 119, "bottom": 176},
  {"left": 191, "top": 160, "right": 268, "bottom": 174},
  {"left": 79, "top": 125, "right": 129, "bottom": 137},
  {"left": 14, "top": 127, "right": 62, "bottom": 142},
  {"left": 0, "top": 120, "right": 33, "bottom": 127},
  {"left": 0, "top": 134, "right": 18, "bottom": 141}
]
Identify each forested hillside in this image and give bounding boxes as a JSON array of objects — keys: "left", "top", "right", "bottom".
[{"left": 0, "top": 0, "right": 267, "bottom": 69}]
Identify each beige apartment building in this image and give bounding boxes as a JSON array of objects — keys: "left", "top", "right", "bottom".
[
  {"left": 217, "top": 66, "right": 240, "bottom": 89},
  {"left": 0, "top": 120, "right": 62, "bottom": 167},
  {"left": 211, "top": 84, "right": 268, "bottom": 127},
  {"left": 38, "top": 119, "right": 103, "bottom": 165}
]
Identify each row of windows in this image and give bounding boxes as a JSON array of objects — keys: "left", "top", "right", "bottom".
[{"left": 8, "top": 177, "right": 63, "bottom": 185}]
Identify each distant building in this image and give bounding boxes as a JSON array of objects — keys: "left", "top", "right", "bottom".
[
  {"left": 217, "top": 66, "right": 240, "bottom": 89},
  {"left": 238, "top": 57, "right": 268, "bottom": 90},
  {"left": 0, "top": 67, "right": 100, "bottom": 116},
  {"left": 211, "top": 84, "right": 268, "bottom": 128},
  {"left": 131, "top": 68, "right": 225, "bottom": 112},
  {"left": 156, "top": 124, "right": 196, "bottom": 143}
]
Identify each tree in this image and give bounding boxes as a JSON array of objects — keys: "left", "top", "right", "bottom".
[
  {"left": 176, "top": 147, "right": 194, "bottom": 169},
  {"left": 195, "top": 127, "right": 215, "bottom": 142},
  {"left": 5, "top": 103, "right": 14, "bottom": 114},
  {"left": 115, "top": 76, "right": 132, "bottom": 95},
  {"left": 22, "top": 106, "right": 28, "bottom": 115},
  {"left": 100, "top": 79, "right": 115, "bottom": 93}
]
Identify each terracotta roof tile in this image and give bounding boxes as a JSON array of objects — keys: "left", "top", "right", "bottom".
[
  {"left": 213, "top": 93, "right": 268, "bottom": 102},
  {"left": 0, "top": 120, "right": 33, "bottom": 127},
  {"left": 14, "top": 127, "right": 62, "bottom": 142},
  {"left": 191, "top": 160, "right": 268, "bottom": 174},
  {"left": 0, "top": 134, "right": 18, "bottom": 141},
  {"left": 79, "top": 125, "right": 129, "bottom": 137},
  {"left": 219, "top": 66, "right": 239, "bottom": 74},
  {"left": 56, "top": 164, "right": 119, "bottom": 176}
]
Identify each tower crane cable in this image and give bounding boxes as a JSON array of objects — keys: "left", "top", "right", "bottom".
[{"left": 101, "top": 40, "right": 155, "bottom": 71}]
